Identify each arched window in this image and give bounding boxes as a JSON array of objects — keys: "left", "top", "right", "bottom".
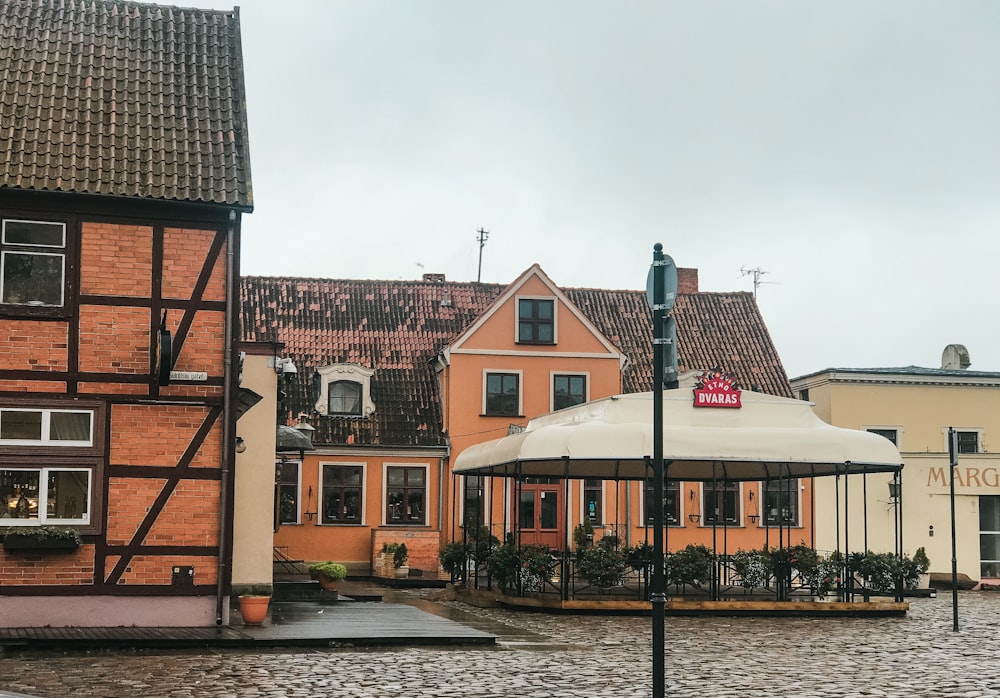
[{"left": 329, "top": 381, "right": 362, "bottom": 416}]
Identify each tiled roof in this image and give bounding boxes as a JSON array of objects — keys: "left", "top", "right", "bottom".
[
  {"left": 240, "top": 276, "right": 792, "bottom": 447},
  {"left": 0, "top": 0, "right": 252, "bottom": 208}
]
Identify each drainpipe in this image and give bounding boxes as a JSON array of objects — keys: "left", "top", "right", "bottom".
[{"left": 216, "top": 210, "right": 238, "bottom": 625}]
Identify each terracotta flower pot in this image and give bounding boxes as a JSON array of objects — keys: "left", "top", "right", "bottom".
[
  {"left": 238, "top": 595, "right": 270, "bottom": 625},
  {"left": 317, "top": 573, "right": 339, "bottom": 591}
]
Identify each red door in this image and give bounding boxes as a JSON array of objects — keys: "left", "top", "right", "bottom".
[{"left": 516, "top": 478, "right": 564, "bottom": 549}]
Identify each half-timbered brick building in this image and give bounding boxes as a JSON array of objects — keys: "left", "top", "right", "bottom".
[{"left": 1, "top": 0, "right": 252, "bottom": 626}]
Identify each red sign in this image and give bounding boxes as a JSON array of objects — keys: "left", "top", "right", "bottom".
[{"left": 693, "top": 368, "right": 742, "bottom": 408}]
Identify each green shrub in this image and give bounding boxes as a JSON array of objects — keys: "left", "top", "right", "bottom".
[
  {"left": 393, "top": 543, "right": 408, "bottom": 568},
  {"left": 308, "top": 561, "right": 347, "bottom": 581},
  {"left": 623, "top": 543, "right": 653, "bottom": 571},
  {"left": 666, "top": 544, "right": 712, "bottom": 588},
  {"left": 487, "top": 542, "right": 556, "bottom": 593},
  {"left": 577, "top": 545, "right": 627, "bottom": 588},
  {"left": 731, "top": 549, "right": 769, "bottom": 589},
  {"left": 439, "top": 541, "right": 469, "bottom": 576}
]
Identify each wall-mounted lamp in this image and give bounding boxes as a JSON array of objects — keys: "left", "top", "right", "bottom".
[
  {"left": 747, "top": 489, "right": 759, "bottom": 524},
  {"left": 689, "top": 489, "right": 695, "bottom": 500},
  {"left": 688, "top": 513, "right": 701, "bottom": 524},
  {"left": 235, "top": 436, "right": 246, "bottom": 454}
]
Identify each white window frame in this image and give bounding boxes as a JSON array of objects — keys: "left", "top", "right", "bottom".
[
  {"left": 319, "top": 461, "right": 366, "bottom": 525},
  {"left": 1, "top": 219, "right": 67, "bottom": 308},
  {"left": 0, "top": 466, "right": 92, "bottom": 526},
  {"left": 0, "top": 408, "right": 94, "bottom": 447},
  {"left": 514, "top": 295, "right": 557, "bottom": 345},
  {"left": 313, "top": 364, "right": 376, "bottom": 417},
  {"left": 551, "top": 371, "right": 590, "bottom": 412},
  {"left": 382, "top": 462, "right": 429, "bottom": 526}
]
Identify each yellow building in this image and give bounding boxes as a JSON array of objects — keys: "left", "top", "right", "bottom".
[{"left": 791, "top": 345, "right": 1000, "bottom": 584}]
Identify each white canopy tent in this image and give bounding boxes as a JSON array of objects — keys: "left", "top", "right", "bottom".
[{"left": 454, "top": 390, "right": 903, "bottom": 481}]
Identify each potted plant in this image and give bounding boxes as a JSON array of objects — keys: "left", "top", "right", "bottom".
[
  {"left": 392, "top": 543, "right": 409, "bottom": 578},
  {"left": 731, "top": 548, "right": 769, "bottom": 589},
  {"left": 308, "top": 561, "right": 347, "bottom": 590},
  {"left": 377, "top": 542, "right": 399, "bottom": 577},
  {"left": 237, "top": 594, "right": 270, "bottom": 625},
  {"left": 1, "top": 526, "right": 82, "bottom": 552}
]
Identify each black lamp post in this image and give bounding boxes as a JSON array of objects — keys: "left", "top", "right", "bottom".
[{"left": 647, "top": 243, "right": 677, "bottom": 698}]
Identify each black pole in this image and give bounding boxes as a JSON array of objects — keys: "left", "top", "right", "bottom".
[
  {"left": 651, "top": 243, "right": 667, "bottom": 698},
  {"left": 949, "top": 427, "right": 960, "bottom": 632}
]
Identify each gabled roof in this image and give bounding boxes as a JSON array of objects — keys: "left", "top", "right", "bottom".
[
  {"left": 240, "top": 273, "right": 792, "bottom": 448},
  {"left": 443, "top": 264, "right": 624, "bottom": 363},
  {"left": 0, "top": 0, "right": 253, "bottom": 209}
]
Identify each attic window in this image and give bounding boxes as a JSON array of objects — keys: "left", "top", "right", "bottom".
[
  {"left": 329, "top": 381, "right": 362, "bottom": 416},
  {"left": 314, "top": 364, "right": 376, "bottom": 418},
  {"left": 517, "top": 297, "right": 555, "bottom": 344}
]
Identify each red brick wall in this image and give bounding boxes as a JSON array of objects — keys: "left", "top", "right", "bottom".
[
  {"left": 371, "top": 529, "right": 441, "bottom": 574},
  {"left": 80, "top": 223, "right": 153, "bottom": 297},
  {"left": 145, "top": 480, "right": 220, "bottom": 546},
  {"left": 162, "top": 228, "right": 226, "bottom": 302},
  {"left": 0, "top": 320, "right": 68, "bottom": 371},
  {"left": 0, "top": 546, "right": 96, "bottom": 585},
  {"left": 110, "top": 404, "right": 217, "bottom": 467},
  {"left": 78, "top": 305, "right": 150, "bottom": 374},
  {"left": 0, "top": 380, "right": 66, "bottom": 392},
  {"left": 105, "top": 555, "right": 218, "bottom": 586}
]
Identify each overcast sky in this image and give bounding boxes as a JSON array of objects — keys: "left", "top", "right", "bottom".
[{"left": 207, "top": 1, "right": 999, "bottom": 379}]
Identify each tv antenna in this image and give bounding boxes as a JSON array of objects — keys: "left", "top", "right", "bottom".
[
  {"left": 476, "top": 228, "right": 489, "bottom": 283},
  {"left": 740, "top": 266, "right": 775, "bottom": 300}
]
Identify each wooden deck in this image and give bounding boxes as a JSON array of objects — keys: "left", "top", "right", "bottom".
[{"left": 0, "top": 599, "right": 496, "bottom": 652}]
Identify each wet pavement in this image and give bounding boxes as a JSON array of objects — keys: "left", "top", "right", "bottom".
[{"left": 2, "top": 590, "right": 999, "bottom": 697}]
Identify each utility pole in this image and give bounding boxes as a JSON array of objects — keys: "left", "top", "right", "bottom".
[{"left": 476, "top": 228, "right": 489, "bottom": 283}]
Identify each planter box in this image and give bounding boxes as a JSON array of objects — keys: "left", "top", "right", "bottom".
[{"left": 3, "top": 533, "right": 80, "bottom": 552}]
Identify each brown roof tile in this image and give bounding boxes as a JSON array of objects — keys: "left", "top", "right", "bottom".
[
  {"left": 241, "top": 274, "right": 792, "bottom": 448},
  {"left": 0, "top": 0, "right": 252, "bottom": 208}
]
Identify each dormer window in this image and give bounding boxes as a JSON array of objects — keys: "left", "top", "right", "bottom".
[
  {"left": 314, "top": 364, "right": 376, "bottom": 418},
  {"left": 329, "top": 381, "right": 362, "bottom": 416},
  {"left": 517, "top": 297, "right": 555, "bottom": 344}
]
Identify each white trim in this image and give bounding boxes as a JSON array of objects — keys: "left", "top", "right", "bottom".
[
  {"left": 0, "top": 408, "right": 94, "bottom": 447},
  {"left": 444, "top": 265, "right": 625, "bottom": 363},
  {"left": 382, "top": 462, "right": 430, "bottom": 526},
  {"left": 314, "top": 364, "right": 376, "bottom": 417},
  {"left": 451, "top": 348, "right": 621, "bottom": 359},
  {"left": 318, "top": 460, "right": 366, "bottom": 525},
  {"left": 551, "top": 371, "right": 590, "bottom": 412},
  {"left": 0, "top": 250, "right": 66, "bottom": 307},
  {"left": 1, "top": 219, "right": 66, "bottom": 248},
  {"left": 482, "top": 368, "right": 524, "bottom": 417},
  {"left": 514, "top": 294, "right": 557, "bottom": 345},
  {"left": 945, "top": 427, "right": 985, "bottom": 454},
  {"left": 0, "top": 466, "right": 92, "bottom": 526},
  {"left": 699, "top": 482, "right": 745, "bottom": 527}
]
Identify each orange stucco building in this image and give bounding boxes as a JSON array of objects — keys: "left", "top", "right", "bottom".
[{"left": 242, "top": 263, "right": 802, "bottom": 577}]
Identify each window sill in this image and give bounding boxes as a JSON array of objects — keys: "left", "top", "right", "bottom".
[{"left": 481, "top": 414, "right": 525, "bottom": 419}]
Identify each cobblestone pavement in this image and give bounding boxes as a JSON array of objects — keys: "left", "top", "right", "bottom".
[{"left": 2, "top": 592, "right": 1000, "bottom": 697}]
